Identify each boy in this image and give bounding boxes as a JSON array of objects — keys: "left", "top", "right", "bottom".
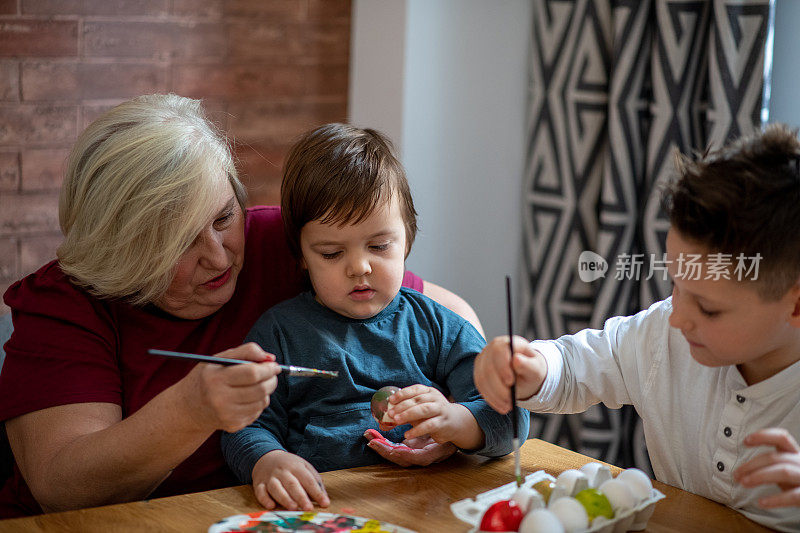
[
  {"left": 222, "top": 123, "right": 528, "bottom": 512},
  {"left": 474, "top": 124, "right": 800, "bottom": 531}
]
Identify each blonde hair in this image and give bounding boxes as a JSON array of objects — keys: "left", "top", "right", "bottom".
[{"left": 57, "top": 94, "right": 246, "bottom": 305}]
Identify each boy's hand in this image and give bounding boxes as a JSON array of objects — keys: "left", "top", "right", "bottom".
[
  {"left": 473, "top": 335, "right": 547, "bottom": 414},
  {"left": 386, "top": 385, "right": 483, "bottom": 450},
  {"left": 734, "top": 428, "right": 800, "bottom": 508},
  {"left": 251, "top": 450, "right": 330, "bottom": 511}
]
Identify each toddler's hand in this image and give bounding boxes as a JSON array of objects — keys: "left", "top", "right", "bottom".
[
  {"left": 386, "top": 384, "right": 481, "bottom": 449},
  {"left": 734, "top": 428, "right": 800, "bottom": 508},
  {"left": 251, "top": 450, "right": 330, "bottom": 511},
  {"left": 473, "top": 335, "right": 547, "bottom": 414}
]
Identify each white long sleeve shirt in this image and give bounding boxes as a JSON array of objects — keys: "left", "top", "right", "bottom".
[{"left": 519, "top": 298, "right": 800, "bottom": 532}]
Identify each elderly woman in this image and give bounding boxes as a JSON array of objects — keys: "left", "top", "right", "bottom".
[{"left": 0, "top": 94, "right": 482, "bottom": 517}]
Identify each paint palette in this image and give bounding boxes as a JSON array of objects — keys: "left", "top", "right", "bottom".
[{"left": 208, "top": 510, "right": 418, "bottom": 533}]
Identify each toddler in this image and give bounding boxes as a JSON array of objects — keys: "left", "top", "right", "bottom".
[{"left": 223, "top": 123, "right": 528, "bottom": 512}]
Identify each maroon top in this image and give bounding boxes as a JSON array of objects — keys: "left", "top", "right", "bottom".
[{"left": 0, "top": 206, "right": 423, "bottom": 517}]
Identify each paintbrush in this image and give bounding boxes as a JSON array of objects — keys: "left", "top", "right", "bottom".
[
  {"left": 148, "top": 349, "right": 339, "bottom": 378},
  {"left": 506, "top": 275, "right": 522, "bottom": 487}
]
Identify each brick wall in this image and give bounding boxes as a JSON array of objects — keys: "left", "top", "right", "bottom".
[{"left": 0, "top": 0, "right": 351, "bottom": 314}]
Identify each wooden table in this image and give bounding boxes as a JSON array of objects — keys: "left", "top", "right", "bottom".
[{"left": 0, "top": 439, "right": 772, "bottom": 532}]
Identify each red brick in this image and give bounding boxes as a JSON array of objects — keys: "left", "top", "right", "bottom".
[
  {"left": 233, "top": 141, "right": 290, "bottom": 207},
  {"left": 21, "top": 148, "right": 69, "bottom": 191},
  {"left": 305, "top": 64, "right": 348, "bottom": 98},
  {"left": 19, "top": 233, "right": 61, "bottom": 274},
  {"left": 84, "top": 22, "right": 225, "bottom": 60},
  {"left": 171, "top": 0, "right": 222, "bottom": 18},
  {"left": 173, "top": 0, "right": 302, "bottom": 21},
  {"left": 198, "top": 99, "right": 229, "bottom": 131},
  {"left": 173, "top": 64, "right": 304, "bottom": 100},
  {"left": 0, "top": 104, "right": 77, "bottom": 145},
  {"left": 22, "top": 0, "right": 168, "bottom": 16},
  {"left": 23, "top": 62, "right": 168, "bottom": 101},
  {"left": 0, "top": 191, "right": 60, "bottom": 236},
  {"left": 0, "top": 236, "right": 18, "bottom": 282},
  {"left": 0, "top": 0, "right": 16, "bottom": 15},
  {"left": 80, "top": 103, "right": 119, "bottom": 132},
  {"left": 21, "top": 61, "right": 78, "bottom": 100},
  {"left": 296, "top": 23, "right": 350, "bottom": 62},
  {"left": 234, "top": 141, "right": 287, "bottom": 181},
  {"left": 227, "top": 22, "right": 301, "bottom": 59},
  {"left": 223, "top": 0, "right": 302, "bottom": 20},
  {"left": 307, "top": 0, "right": 351, "bottom": 22},
  {"left": 0, "top": 61, "right": 18, "bottom": 101},
  {"left": 227, "top": 101, "right": 346, "bottom": 142},
  {"left": 0, "top": 151, "right": 19, "bottom": 191},
  {"left": 0, "top": 20, "right": 78, "bottom": 57}
]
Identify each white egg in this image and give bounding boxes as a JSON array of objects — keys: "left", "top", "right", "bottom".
[
  {"left": 518, "top": 509, "right": 566, "bottom": 533},
  {"left": 551, "top": 469, "right": 589, "bottom": 501},
  {"left": 598, "top": 478, "right": 636, "bottom": 514},
  {"left": 548, "top": 496, "right": 589, "bottom": 533},
  {"left": 616, "top": 468, "right": 653, "bottom": 502},
  {"left": 511, "top": 486, "right": 545, "bottom": 513},
  {"left": 579, "top": 462, "right": 612, "bottom": 488}
]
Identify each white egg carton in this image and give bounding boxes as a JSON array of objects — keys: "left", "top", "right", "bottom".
[{"left": 450, "top": 469, "right": 665, "bottom": 533}]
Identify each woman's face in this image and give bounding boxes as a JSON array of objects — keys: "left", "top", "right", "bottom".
[{"left": 153, "top": 180, "right": 245, "bottom": 319}]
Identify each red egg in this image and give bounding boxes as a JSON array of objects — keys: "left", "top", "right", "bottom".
[{"left": 478, "top": 499, "right": 524, "bottom": 532}]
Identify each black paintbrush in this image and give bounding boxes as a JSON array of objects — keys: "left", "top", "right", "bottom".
[
  {"left": 506, "top": 275, "right": 522, "bottom": 486},
  {"left": 148, "top": 349, "right": 339, "bottom": 378}
]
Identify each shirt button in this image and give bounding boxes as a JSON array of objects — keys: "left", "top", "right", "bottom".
[
  {"left": 717, "top": 461, "right": 725, "bottom": 472},
  {"left": 736, "top": 395, "right": 745, "bottom": 403},
  {"left": 724, "top": 427, "right": 732, "bottom": 437}
]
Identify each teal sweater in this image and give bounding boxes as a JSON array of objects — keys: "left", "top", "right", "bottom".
[{"left": 222, "top": 287, "right": 529, "bottom": 479}]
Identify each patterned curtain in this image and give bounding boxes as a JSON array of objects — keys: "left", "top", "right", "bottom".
[{"left": 521, "top": 0, "right": 773, "bottom": 472}]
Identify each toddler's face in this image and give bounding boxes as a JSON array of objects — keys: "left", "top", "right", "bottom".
[
  {"left": 666, "top": 229, "right": 800, "bottom": 384},
  {"left": 299, "top": 197, "right": 407, "bottom": 319}
]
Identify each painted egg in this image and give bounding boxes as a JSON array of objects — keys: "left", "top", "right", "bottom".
[
  {"left": 370, "top": 386, "right": 400, "bottom": 425},
  {"left": 617, "top": 468, "right": 653, "bottom": 502},
  {"left": 548, "top": 496, "right": 589, "bottom": 533},
  {"left": 579, "top": 462, "right": 612, "bottom": 488},
  {"left": 511, "top": 486, "right": 544, "bottom": 514},
  {"left": 574, "top": 488, "right": 614, "bottom": 521},
  {"left": 598, "top": 478, "right": 636, "bottom": 514},
  {"left": 478, "top": 499, "right": 524, "bottom": 532},
  {"left": 551, "top": 469, "right": 589, "bottom": 501},
  {"left": 518, "top": 508, "right": 566, "bottom": 533},
  {"left": 531, "top": 479, "right": 555, "bottom": 504}
]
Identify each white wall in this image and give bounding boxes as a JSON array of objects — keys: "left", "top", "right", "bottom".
[
  {"left": 768, "top": 0, "right": 800, "bottom": 126},
  {"left": 350, "top": 0, "right": 532, "bottom": 338}
]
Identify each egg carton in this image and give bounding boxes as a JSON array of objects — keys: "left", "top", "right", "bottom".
[{"left": 450, "top": 470, "right": 665, "bottom": 533}]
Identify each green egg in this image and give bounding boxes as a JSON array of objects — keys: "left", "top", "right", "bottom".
[{"left": 574, "top": 488, "right": 614, "bottom": 521}]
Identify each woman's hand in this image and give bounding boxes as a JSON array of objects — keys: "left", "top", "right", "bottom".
[
  {"left": 734, "top": 428, "right": 800, "bottom": 508},
  {"left": 251, "top": 450, "right": 330, "bottom": 511},
  {"left": 181, "top": 342, "right": 281, "bottom": 433},
  {"left": 364, "top": 429, "right": 457, "bottom": 467},
  {"left": 473, "top": 335, "right": 547, "bottom": 414}
]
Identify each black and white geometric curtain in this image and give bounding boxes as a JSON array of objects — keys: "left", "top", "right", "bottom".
[{"left": 520, "top": 0, "right": 773, "bottom": 471}]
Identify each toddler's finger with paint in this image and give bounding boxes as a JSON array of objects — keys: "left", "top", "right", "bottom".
[{"left": 386, "top": 384, "right": 432, "bottom": 420}]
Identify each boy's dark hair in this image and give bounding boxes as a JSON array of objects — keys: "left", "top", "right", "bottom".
[
  {"left": 281, "top": 123, "right": 418, "bottom": 259},
  {"left": 664, "top": 123, "right": 800, "bottom": 300}
]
